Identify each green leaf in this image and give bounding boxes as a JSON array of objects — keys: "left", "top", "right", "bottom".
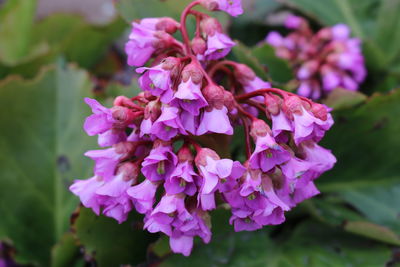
[
  {"left": 232, "top": 42, "right": 268, "bottom": 80},
  {"left": 51, "top": 232, "right": 84, "bottom": 267},
  {"left": 344, "top": 221, "right": 400, "bottom": 246},
  {"left": 72, "top": 207, "right": 157, "bottom": 267},
  {"left": 116, "top": 0, "right": 193, "bottom": 21},
  {"left": 0, "top": 63, "right": 95, "bottom": 265},
  {"left": 0, "top": 14, "right": 126, "bottom": 79},
  {"left": 252, "top": 44, "right": 294, "bottom": 84},
  {"left": 0, "top": 0, "right": 42, "bottom": 65},
  {"left": 318, "top": 89, "right": 400, "bottom": 192},
  {"left": 341, "top": 184, "right": 400, "bottom": 235},
  {"left": 323, "top": 88, "right": 367, "bottom": 110},
  {"left": 161, "top": 220, "right": 392, "bottom": 266}
]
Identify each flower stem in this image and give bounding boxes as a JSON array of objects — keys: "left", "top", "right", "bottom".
[{"left": 180, "top": 0, "right": 201, "bottom": 55}]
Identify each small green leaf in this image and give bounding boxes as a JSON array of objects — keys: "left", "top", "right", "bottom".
[
  {"left": 323, "top": 88, "right": 367, "bottom": 110},
  {"left": 252, "top": 44, "right": 294, "bottom": 84},
  {"left": 72, "top": 207, "right": 157, "bottom": 267},
  {"left": 344, "top": 221, "right": 400, "bottom": 246}
]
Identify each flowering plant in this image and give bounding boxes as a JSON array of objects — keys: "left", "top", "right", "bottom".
[{"left": 70, "top": 0, "right": 336, "bottom": 256}]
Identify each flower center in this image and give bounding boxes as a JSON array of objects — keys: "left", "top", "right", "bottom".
[{"left": 157, "top": 161, "right": 166, "bottom": 175}]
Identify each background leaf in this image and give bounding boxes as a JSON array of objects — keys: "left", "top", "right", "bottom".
[
  {"left": 72, "top": 207, "right": 157, "bottom": 267},
  {"left": 0, "top": 63, "right": 95, "bottom": 265}
]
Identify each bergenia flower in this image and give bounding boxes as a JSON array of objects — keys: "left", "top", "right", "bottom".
[{"left": 141, "top": 143, "right": 178, "bottom": 182}]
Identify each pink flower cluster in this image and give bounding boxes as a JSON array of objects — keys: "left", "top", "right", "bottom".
[
  {"left": 266, "top": 15, "right": 366, "bottom": 99},
  {"left": 70, "top": 1, "right": 336, "bottom": 256}
]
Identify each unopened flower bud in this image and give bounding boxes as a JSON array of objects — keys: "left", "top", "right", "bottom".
[
  {"left": 144, "top": 100, "right": 161, "bottom": 121},
  {"left": 155, "top": 17, "right": 180, "bottom": 34},
  {"left": 111, "top": 106, "right": 138, "bottom": 125},
  {"left": 181, "top": 63, "right": 204, "bottom": 84},
  {"left": 113, "top": 141, "right": 137, "bottom": 158},
  {"left": 199, "top": 0, "right": 219, "bottom": 12},
  {"left": 234, "top": 63, "right": 256, "bottom": 82},
  {"left": 202, "top": 84, "right": 225, "bottom": 109},
  {"left": 283, "top": 95, "right": 303, "bottom": 119},
  {"left": 153, "top": 31, "right": 175, "bottom": 49},
  {"left": 200, "top": 17, "right": 222, "bottom": 36},
  {"left": 223, "top": 90, "right": 236, "bottom": 111},
  {"left": 192, "top": 37, "right": 207, "bottom": 55},
  {"left": 250, "top": 119, "right": 271, "bottom": 139},
  {"left": 195, "top": 147, "right": 220, "bottom": 167},
  {"left": 117, "top": 161, "right": 140, "bottom": 183},
  {"left": 177, "top": 145, "right": 194, "bottom": 162},
  {"left": 311, "top": 103, "right": 328, "bottom": 121},
  {"left": 264, "top": 94, "right": 282, "bottom": 116}
]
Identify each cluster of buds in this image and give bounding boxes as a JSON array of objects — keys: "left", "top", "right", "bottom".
[
  {"left": 70, "top": 1, "right": 336, "bottom": 256},
  {"left": 265, "top": 15, "right": 366, "bottom": 99}
]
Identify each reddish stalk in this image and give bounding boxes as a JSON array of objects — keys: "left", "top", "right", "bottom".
[
  {"left": 235, "top": 88, "right": 289, "bottom": 101},
  {"left": 240, "top": 116, "right": 252, "bottom": 159},
  {"left": 236, "top": 103, "right": 257, "bottom": 121},
  {"left": 244, "top": 99, "right": 265, "bottom": 113},
  {"left": 180, "top": 0, "right": 201, "bottom": 55}
]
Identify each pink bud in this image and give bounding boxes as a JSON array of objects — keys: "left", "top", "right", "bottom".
[
  {"left": 177, "top": 145, "right": 194, "bottom": 162},
  {"left": 199, "top": 0, "right": 219, "bottom": 12},
  {"left": 156, "top": 17, "right": 180, "bottom": 34},
  {"left": 223, "top": 90, "right": 236, "bottom": 111},
  {"left": 113, "top": 141, "right": 137, "bottom": 158},
  {"left": 192, "top": 37, "right": 207, "bottom": 55},
  {"left": 195, "top": 147, "right": 220, "bottom": 167},
  {"left": 117, "top": 161, "right": 140, "bottom": 183},
  {"left": 144, "top": 100, "right": 161, "bottom": 121},
  {"left": 111, "top": 106, "right": 139, "bottom": 125},
  {"left": 234, "top": 63, "right": 256, "bottom": 82},
  {"left": 283, "top": 95, "right": 303, "bottom": 119},
  {"left": 264, "top": 94, "right": 282, "bottom": 116},
  {"left": 202, "top": 84, "right": 225, "bottom": 109},
  {"left": 311, "top": 103, "right": 328, "bottom": 121},
  {"left": 250, "top": 119, "right": 271, "bottom": 139},
  {"left": 200, "top": 17, "right": 222, "bottom": 36},
  {"left": 181, "top": 62, "right": 204, "bottom": 84}
]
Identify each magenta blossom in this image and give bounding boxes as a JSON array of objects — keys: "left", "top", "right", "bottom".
[
  {"left": 197, "top": 107, "right": 233, "bottom": 135},
  {"left": 249, "top": 133, "right": 291, "bottom": 172},
  {"left": 151, "top": 106, "right": 187, "bottom": 141},
  {"left": 204, "top": 32, "right": 235, "bottom": 60},
  {"left": 141, "top": 143, "right": 178, "bottom": 182},
  {"left": 127, "top": 179, "right": 159, "bottom": 214},
  {"left": 172, "top": 78, "right": 208, "bottom": 116}
]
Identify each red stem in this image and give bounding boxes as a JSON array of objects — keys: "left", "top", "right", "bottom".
[
  {"left": 236, "top": 103, "right": 257, "bottom": 121},
  {"left": 240, "top": 116, "right": 252, "bottom": 159},
  {"left": 235, "top": 88, "right": 289, "bottom": 101},
  {"left": 180, "top": 0, "right": 201, "bottom": 55}
]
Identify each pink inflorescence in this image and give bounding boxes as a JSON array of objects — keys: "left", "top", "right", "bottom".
[
  {"left": 265, "top": 15, "right": 367, "bottom": 99},
  {"left": 70, "top": 1, "right": 336, "bottom": 256}
]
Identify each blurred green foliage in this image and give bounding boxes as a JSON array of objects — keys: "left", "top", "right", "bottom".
[{"left": 0, "top": 0, "right": 399, "bottom": 266}]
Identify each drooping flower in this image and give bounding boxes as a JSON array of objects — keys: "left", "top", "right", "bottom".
[{"left": 141, "top": 142, "right": 178, "bottom": 182}]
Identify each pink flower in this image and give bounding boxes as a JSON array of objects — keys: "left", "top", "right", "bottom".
[
  {"left": 197, "top": 107, "right": 233, "bottom": 135},
  {"left": 69, "top": 176, "right": 104, "bottom": 215},
  {"left": 204, "top": 32, "right": 236, "bottom": 60},
  {"left": 249, "top": 133, "right": 291, "bottom": 172},
  {"left": 151, "top": 106, "right": 187, "bottom": 141},
  {"left": 172, "top": 78, "right": 208, "bottom": 116},
  {"left": 127, "top": 179, "right": 159, "bottom": 214},
  {"left": 141, "top": 144, "right": 178, "bottom": 182}
]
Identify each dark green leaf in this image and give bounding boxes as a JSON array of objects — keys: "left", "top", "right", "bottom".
[
  {"left": 72, "top": 207, "right": 157, "bottom": 267},
  {"left": 51, "top": 232, "right": 84, "bottom": 267},
  {"left": 252, "top": 44, "right": 293, "bottom": 84},
  {"left": 232, "top": 42, "right": 268, "bottom": 80},
  {"left": 0, "top": 63, "right": 95, "bottom": 265},
  {"left": 323, "top": 88, "right": 367, "bottom": 110},
  {"left": 318, "top": 89, "right": 400, "bottom": 192},
  {"left": 161, "top": 219, "right": 392, "bottom": 266}
]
